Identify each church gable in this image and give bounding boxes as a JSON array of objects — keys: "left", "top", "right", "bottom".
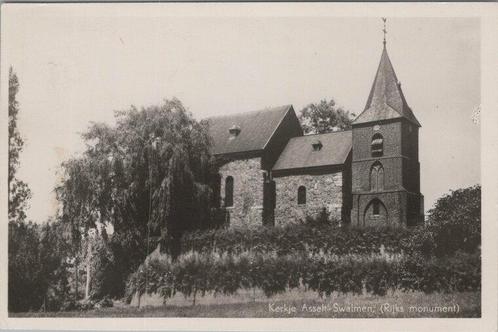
[{"left": 205, "top": 105, "right": 297, "bottom": 156}]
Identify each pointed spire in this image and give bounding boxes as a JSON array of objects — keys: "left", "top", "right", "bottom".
[
  {"left": 382, "top": 18, "right": 387, "bottom": 47},
  {"left": 353, "top": 36, "right": 421, "bottom": 127}
]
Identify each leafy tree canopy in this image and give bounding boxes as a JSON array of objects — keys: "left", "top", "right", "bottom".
[
  {"left": 56, "top": 98, "right": 218, "bottom": 284},
  {"left": 427, "top": 185, "right": 481, "bottom": 254},
  {"left": 408, "top": 185, "right": 481, "bottom": 257},
  {"left": 428, "top": 185, "right": 481, "bottom": 228},
  {"left": 298, "top": 99, "right": 355, "bottom": 135}
]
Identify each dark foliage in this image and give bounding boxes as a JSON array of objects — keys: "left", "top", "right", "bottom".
[
  {"left": 126, "top": 249, "right": 480, "bottom": 304},
  {"left": 403, "top": 185, "right": 481, "bottom": 257},
  {"left": 399, "top": 251, "right": 481, "bottom": 293},
  {"left": 55, "top": 98, "right": 219, "bottom": 300},
  {"left": 427, "top": 185, "right": 481, "bottom": 256},
  {"left": 298, "top": 99, "right": 355, "bottom": 134},
  {"left": 8, "top": 221, "right": 70, "bottom": 312},
  {"left": 8, "top": 222, "right": 42, "bottom": 312},
  {"left": 180, "top": 223, "right": 413, "bottom": 256},
  {"left": 88, "top": 231, "right": 123, "bottom": 300},
  {"left": 8, "top": 67, "right": 31, "bottom": 223}
]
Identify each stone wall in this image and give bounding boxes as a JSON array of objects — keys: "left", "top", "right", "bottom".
[
  {"left": 273, "top": 171, "right": 343, "bottom": 226},
  {"left": 219, "top": 158, "right": 264, "bottom": 228}
]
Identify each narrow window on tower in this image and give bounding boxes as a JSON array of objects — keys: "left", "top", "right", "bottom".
[
  {"left": 373, "top": 200, "right": 380, "bottom": 216},
  {"left": 371, "top": 133, "right": 384, "bottom": 157},
  {"left": 297, "top": 186, "right": 306, "bottom": 205},
  {"left": 225, "top": 176, "right": 234, "bottom": 207},
  {"left": 377, "top": 166, "right": 384, "bottom": 191},
  {"left": 370, "top": 161, "right": 384, "bottom": 192}
]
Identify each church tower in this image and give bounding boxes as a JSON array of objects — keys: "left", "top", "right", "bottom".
[{"left": 350, "top": 29, "right": 424, "bottom": 227}]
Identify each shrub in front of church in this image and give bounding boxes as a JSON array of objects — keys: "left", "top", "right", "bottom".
[
  {"left": 399, "top": 251, "right": 481, "bottom": 294},
  {"left": 400, "top": 185, "right": 481, "bottom": 258},
  {"left": 125, "top": 250, "right": 480, "bottom": 304},
  {"left": 426, "top": 185, "right": 481, "bottom": 256},
  {"left": 180, "top": 223, "right": 413, "bottom": 257}
]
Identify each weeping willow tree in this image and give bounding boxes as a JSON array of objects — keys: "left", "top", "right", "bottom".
[{"left": 56, "top": 98, "right": 218, "bottom": 298}]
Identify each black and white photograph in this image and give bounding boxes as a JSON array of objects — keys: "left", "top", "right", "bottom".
[{"left": 1, "top": 3, "right": 497, "bottom": 331}]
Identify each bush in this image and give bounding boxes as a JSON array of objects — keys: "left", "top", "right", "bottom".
[
  {"left": 95, "top": 297, "right": 113, "bottom": 309},
  {"left": 399, "top": 251, "right": 481, "bottom": 293},
  {"left": 123, "top": 187, "right": 482, "bottom": 305},
  {"left": 425, "top": 185, "right": 481, "bottom": 256},
  {"left": 124, "top": 249, "right": 483, "bottom": 304},
  {"left": 8, "top": 221, "right": 70, "bottom": 312},
  {"left": 305, "top": 208, "right": 334, "bottom": 226},
  {"left": 180, "top": 223, "right": 413, "bottom": 257}
]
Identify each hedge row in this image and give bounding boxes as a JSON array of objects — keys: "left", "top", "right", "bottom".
[
  {"left": 125, "top": 250, "right": 480, "bottom": 304},
  {"left": 180, "top": 224, "right": 415, "bottom": 256}
]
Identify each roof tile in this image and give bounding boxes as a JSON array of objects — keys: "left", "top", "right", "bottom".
[
  {"left": 272, "top": 130, "right": 352, "bottom": 171},
  {"left": 354, "top": 46, "right": 421, "bottom": 126},
  {"left": 205, "top": 105, "right": 293, "bottom": 155}
]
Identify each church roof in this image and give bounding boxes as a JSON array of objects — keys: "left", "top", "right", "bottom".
[
  {"left": 272, "top": 130, "right": 352, "bottom": 171},
  {"left": 205, "top": 105, "right": 294, "bottom": 155},
  {"left": 353, "top": 46, "right": 421, "bottom": 127}
]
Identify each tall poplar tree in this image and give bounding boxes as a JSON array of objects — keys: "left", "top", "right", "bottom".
[{"left": 8, "top": 67, "right": 31, "bottom": 223}]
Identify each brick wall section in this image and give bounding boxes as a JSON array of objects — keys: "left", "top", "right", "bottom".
[
  {"left": 351, "top": 192, "right": 406, "bottom": 227},
  {"left": 352, "top": 157, "right": 403, "bottom": 192},
  {"left": 351, "top": 120, "right": 420, "bottom": 227},
  {"left": 352, "top": 122, "right": 402, "bottom": 161},
  {"left": 274, "top": 171, "right": 343, "bottom": 226},
  {"left": 219, "top": 158, "right": 264, "bottom": 227}
]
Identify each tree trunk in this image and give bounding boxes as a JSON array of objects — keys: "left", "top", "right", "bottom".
[
  {"left": 137, "top": 277, "right": 141, "bottom": 308},
  {"left": 85, "top": 240, "right": 92, "bottom": 299},
  {"left": 75, "top": 258, "right": 79, "bottom": 302}
]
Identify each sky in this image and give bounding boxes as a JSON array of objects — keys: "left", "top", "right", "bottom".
[{"left": 2, "top": 6, "right": 480, "bottom": 223}]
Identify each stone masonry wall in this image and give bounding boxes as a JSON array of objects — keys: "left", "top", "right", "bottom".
[
  {"left": 219, "top": 158, "right": 264, "bottom": 228},
  {"left": 274, "top": 171, "right": 343, "bottom": 226}
]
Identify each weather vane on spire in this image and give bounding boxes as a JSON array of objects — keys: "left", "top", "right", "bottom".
[{"left": 382, "top": 17, "right": 387, "bottom": 46}]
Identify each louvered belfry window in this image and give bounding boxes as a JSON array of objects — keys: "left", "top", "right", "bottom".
[{"left": 371, "top": 133, "right": 384, "bottom": 157}]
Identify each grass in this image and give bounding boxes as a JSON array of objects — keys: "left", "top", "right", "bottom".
[{"left": 11, "top": 289, "right": 480, "bottom": 318}]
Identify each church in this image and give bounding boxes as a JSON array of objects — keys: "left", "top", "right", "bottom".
[{"left": 206, "top": 41, "right": 424, "bottom": 228}]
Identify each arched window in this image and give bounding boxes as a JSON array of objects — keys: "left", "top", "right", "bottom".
[
  {"left": 371, "top": 133, "right": 384, "bottom": 157},
  {"left": 225, "top": 176, "right": 234, "bottom": 207},
  {"left": 370, "top": 162, "right": 384, "bottom": 192},
  {"left": 377, "top": 166, "right": 384, "bottom": 191},
  {"left": 297, "top": 186, "right": 306, "bottom": 205},
  {"left": 364, "top": 198, "right": 388, "bottom": 221}
]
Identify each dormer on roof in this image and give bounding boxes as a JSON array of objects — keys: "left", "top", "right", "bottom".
[
  {"left": 312, "top": 139, "right": 323, "bottom": 151},
  {"left": 205, "top": 105, "right": 303, "bottom": 157},
  {"left": 272, "top": 131, "right": 352, "bottom": 173},
  {"left": 228, "top": 125, "right": 241, "bottom": 138}
]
